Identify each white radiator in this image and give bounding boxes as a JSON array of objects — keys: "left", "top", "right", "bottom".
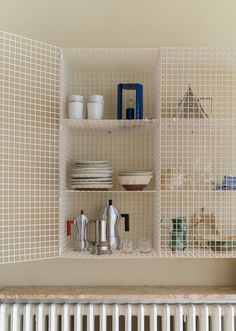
[{"left": 0, "top": 302, "right": 235, "bottom": 331}]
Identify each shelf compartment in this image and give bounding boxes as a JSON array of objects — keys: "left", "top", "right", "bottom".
[
  {"left": 61, "top": 191, "right": 156, "bottom": 256},
  {"left": 62, "top": 119, "right": 157, "bottom": 133}
]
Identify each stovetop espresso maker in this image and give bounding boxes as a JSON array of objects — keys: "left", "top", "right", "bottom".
[
  {"left": 101, "top": 199, "right": 129, "bottom": 250},
  {"left": 88, "top": 219, "right": 112, "bottom": 255}
]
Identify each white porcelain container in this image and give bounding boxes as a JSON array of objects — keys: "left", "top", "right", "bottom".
[
  {"left": 87, "top": 102, "right": 104, "bottom": 119},
  {"left": 118, "top": 174, "right": 152, "bottom": 191},
  {"left": 89, "top": 95, "right": 104, "bottom": 103},
  {"left": 118, "top": 175, "right": 152, "bottom": 185},
  {"left": 68, "top": 95, "right": 84, "bottom": 119}
]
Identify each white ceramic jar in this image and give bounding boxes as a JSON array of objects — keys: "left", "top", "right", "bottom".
[
  {"left": 68, "top": 95, "right": 84, "bottom": 119},
  {"left": 87, "top": 95, "right": 104, "bottom": 119},
  {"left": 89, "top": 95, "right": 104, "bottom": 103}
]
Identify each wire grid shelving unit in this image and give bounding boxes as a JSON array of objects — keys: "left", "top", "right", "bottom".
[
  {"left": 1, "top": 33, "right": 236, "bottom": 262},
  {"left": 60, "top": 47, "right": 236, "bottom": 258}
]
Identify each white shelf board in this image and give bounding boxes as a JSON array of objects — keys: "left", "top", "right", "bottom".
[
  {"left": 161, "top": 190, "right": 236, "bottom": 193},
  {"left": 160, "top": 248, "right": 236, "bottom": 258},
  {"left": 64, "top": 190, "right": 157, "bottom": 193},
  {"left": 62, "top": 248, "right": 236, "bottom": 259},
  {"left": 62, "top": 119, "right": 157, "bottom": 133},
  {"left": 161, "top": 118, "right": 236, "bottom": 132},
  {"left": 62, "top": 249, "right": 157, "bottom": 259}
]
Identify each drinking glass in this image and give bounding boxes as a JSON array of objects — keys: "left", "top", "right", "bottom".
[
  {"left": 138, "top": 239, "right": 152, "bottom": 253},
  {"left": 121, "top": 240, "right": 133, "bottom": 254}
]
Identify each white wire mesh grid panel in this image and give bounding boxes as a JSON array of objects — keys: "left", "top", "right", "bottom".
[
  {"left": 62, "top": 48, "right": 159, "bottom": 72},
  {"left": 60, "top": 52, "right": 71, "bottom": 120},
  {"left": 160, "top": 47, "right": 236, "bottom": 120},
  {"left": 59, "top": 54, "right": 73, "bottom": 254},
  {"left": 160, "top": 47, "right": 236, "bottom": 257},
  {"left": 59, "top": 127, "right": 74, "bottom": 255},
  {"left": 153, "top": 52, "right": 162, "bottom": 253},
  {"left": 0, "top": 31, "right": 60, "bottom": 263}
]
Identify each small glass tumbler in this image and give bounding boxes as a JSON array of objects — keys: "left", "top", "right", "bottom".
[
  {"left": 121, "top": 240, "right": 133, "bottom": 254},
  {"left": 138, "top": 239, "right": 152, "bottom": 253}
]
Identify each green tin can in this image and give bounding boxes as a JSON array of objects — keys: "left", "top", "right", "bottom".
[{"left": 170, "top": 218, "right": 187, "bottom": 252}]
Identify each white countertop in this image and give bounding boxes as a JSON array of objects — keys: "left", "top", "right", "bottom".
[{"left": 1, "top": 286, "right": 236, "bottom": 304}]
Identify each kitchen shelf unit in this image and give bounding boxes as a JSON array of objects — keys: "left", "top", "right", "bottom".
[
  {"left": 59, "top": 48, "right": 159, "bottom": 258},
  {"left": 1, "top": 29, "right": 236, "bottom": 263}
]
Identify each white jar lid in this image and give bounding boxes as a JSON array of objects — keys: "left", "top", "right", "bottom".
[
  {"left": 89, "top": 95, "right": 104, "bottom": 103},
  {"left": 69, "top": 95, "right": 83, "bottom": 102}
]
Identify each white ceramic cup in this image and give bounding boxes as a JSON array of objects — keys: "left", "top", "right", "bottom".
[
  {"left": 89, "top": 95, "right": 104, "bottom": 103},
  {"left": 87, "top": 102, "right": 104, "bottom": 119},
  {"left": 69, "top": 95, "right": 83, "bottom": 102},
  {"left": 68, "top": 102, "right": 84, "bottom": 119}
]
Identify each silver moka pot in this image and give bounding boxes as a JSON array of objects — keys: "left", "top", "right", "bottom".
[
  {"left": 67, "top": 210, "right": 89, "bottom": 251},
  {"left": 88, "top": 219, "right": 112, "bottom": 255},
  {"left": 101, "top": 199, "right": 129, "bottom": 250}
]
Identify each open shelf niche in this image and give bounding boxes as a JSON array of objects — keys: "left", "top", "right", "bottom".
[{"left": 59, "top": 49, "right": 160, "bottom": 257}]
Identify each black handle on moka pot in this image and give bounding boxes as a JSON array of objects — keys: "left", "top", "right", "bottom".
[{"left": 121, "top": 214, "right": 129, "bottom": 231}]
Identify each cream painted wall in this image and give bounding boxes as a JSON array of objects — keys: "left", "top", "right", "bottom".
[
  {"left": 1, "top": 0, "right": 236, "bottom": 286},
  {"left": 0, "top": 0, "right": 236, "bottom": 48}
]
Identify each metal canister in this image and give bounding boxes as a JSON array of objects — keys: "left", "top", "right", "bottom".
[
  {"left": 170, "top": 217, "right": 187, "bottom": 252},
  {"left": 67, "top": 210, "right": 89, "bottom": 251}
]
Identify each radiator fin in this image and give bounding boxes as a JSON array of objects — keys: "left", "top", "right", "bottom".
[{"left": 0, "top": 303, "right": 236, "bottom": 331}]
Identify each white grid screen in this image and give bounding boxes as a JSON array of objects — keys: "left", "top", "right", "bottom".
[
  {"left": 160, "top": 48, "right": 236, "bottom": 257},
  {"left": 0, "top": 31, "right": 60, "bottom": 263}
]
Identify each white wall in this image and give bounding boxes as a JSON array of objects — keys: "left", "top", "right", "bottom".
[
  {"left": 1, "top": 0, "right": 236, "bottom": 286},
  {"left": 0, "top": 0, "right": 236, "bottom": 48}
]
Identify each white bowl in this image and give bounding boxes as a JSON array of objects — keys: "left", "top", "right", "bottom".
[
  {"left": 118, "top": 175, "right": 152, "bottom": 185},
  {"left": 118, "top": 176, "right": 152, "bottom": 191},
  {"left": 119, "top": 171, "right": 153, "bottom": 176},
  {"left": 118, "top": 175, "right": 152, "bottom": 190}
]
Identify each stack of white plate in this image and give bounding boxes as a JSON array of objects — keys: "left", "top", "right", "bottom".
[{"left": 71, "top": 161, "right": 112, "bottom": 190}]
